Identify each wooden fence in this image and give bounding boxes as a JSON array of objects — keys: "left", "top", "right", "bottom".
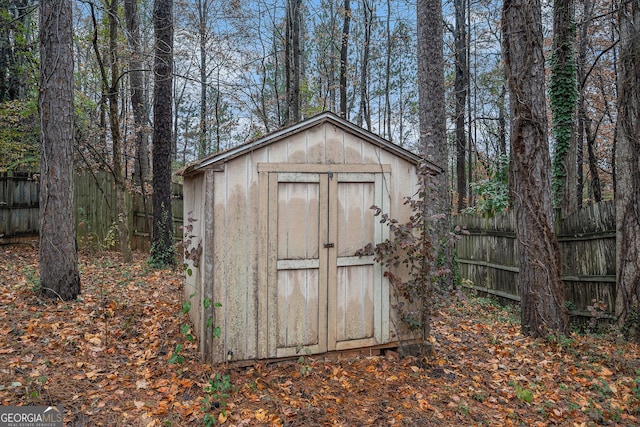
[
  {"left": 456, "top": 201, "right": 616, "bottom": 319},
  {"left": 0, "top": 171, "right": 39, "bottom": 239},
  {"left": 0, "top": 170, "right": 183, "bottom": 252}
]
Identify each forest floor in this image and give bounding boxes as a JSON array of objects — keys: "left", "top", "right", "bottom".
[{"left": 1, "top": 247, "right": 639, "bottom": 427}]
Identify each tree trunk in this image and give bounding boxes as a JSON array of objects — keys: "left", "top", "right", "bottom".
[
  {"left": 498, "top": 83, "right": 507, "bottom": 158},
  {"left": 610, "top": 0, "right": 618, "bottom": 197},
  {"left": 214, "top": 76, "right": 222, "bottom": 153},
  {"left": 198, "top": 0, "right": 208, "bottom": 157},
  {"left": 502, "top": 0, "right": 568, "bottom": 337},
  {"left": 108, "top": 0, "right": 132, "bottom": 263},
  {"left": 575, "top": 0, "right": 595, "bottom": 208},
  {"left": 615, "top": 0, "right": 640, "bottom": 339},
  {"left": 292, "top": 0, "right": 301, "bottom": 123},
  {"left": 339, "top": 0, "right": 350, "bottom": 119},
  {"left": 91, "top": 0, "right": 133, "bottom": 263},
  {"left": 454, "top": 0, "right": 467, "bottom": 212},
  {"left": 124, "top": 0, "right": 150, "bottom": 186},
  {"left": 384, "top": 0, "right": 392, "bottom": 141},
  {"left": 151, "top": 0, "right": 176, "bottom": 267},
  {"left": 417, "top": 0, "right": 449, "bottom": 230},
  {"left": 0, "top": 0, "right": 10, "bottom": 101},
  {"left": 586, "top": 121, "right": 602, "bottom": 202},
  {"left": 575, "top": 3, "right": 586, "bottom": 209},
  {"left": 124, "top": 0, "right": 151, "bottom": 241},
  {"left": 1, "top": 0, "right": 35, "bottom": 102},
  {"left": 417, "top": 0, "right": 449, "bottom": 347},
  {"left": 549, "top": 0, "right": 578, "bottom": 215},
  {"left": 38, "top": 0, "right": 80, "bottom": 300},
  {"left": 358, "top": 0, "right": 372, "bottom": 130},
  {"left": 284, "top": 0, "right": 302, "bottom": 125},
  {"left": 328, "top": 0, "right": 338, "bottom": 113},
  {"left": 272, "top": 17, "right": 283, "bottom": 128}
]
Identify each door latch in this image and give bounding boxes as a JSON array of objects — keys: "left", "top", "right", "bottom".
[{"left": 324, "top": 243, "right": 335, "bottom": 248}]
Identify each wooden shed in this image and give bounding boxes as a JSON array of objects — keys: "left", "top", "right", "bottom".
[{"left": 178, "top": 112, "right": 439, "bottom": 363}]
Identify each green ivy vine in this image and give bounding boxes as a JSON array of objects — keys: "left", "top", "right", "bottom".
[{"left": 549, "top": 20, "right": 578, "bottom": 207}]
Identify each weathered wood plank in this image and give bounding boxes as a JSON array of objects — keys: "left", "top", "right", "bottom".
[
  {"left": 336, "top": 265, "right": 374, "bottom": 342},
  {"left": 257, "top": 163, "right": 391, "bottom": 173}
]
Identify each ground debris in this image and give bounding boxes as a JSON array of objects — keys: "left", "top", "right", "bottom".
[{"left": 1, "top": 247, "right": 639, "bottom": 426}]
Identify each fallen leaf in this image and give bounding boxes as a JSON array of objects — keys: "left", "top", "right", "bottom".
[
  {"left": 599, "top": 367, "right": 613, "bottom": 376},
  {"left": 255, "top": 408, "right": 269, "bottom": 422}
]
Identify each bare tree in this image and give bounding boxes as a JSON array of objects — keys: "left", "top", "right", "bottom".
[
  {"left": 615, "top": 0, "right": 640, "bottom": 339},
  {"left": 38, "top": 0, "right": 80, "bottom": 299},
  {"left": 124, "top": 0, "right": 150, "bottom": 185},
  {"left": 576, "top": 0, "right": 603, "bottom": 205},
  {"left": 91, "top": 0, "right": 133, "bottom": 263},
  {"left": 454, "top": 0, "right": 468, "bottom": 211},
  {"left": 502, "top": 0, "right": 568, "bottom": 337}
]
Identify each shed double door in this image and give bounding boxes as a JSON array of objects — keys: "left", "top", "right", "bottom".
[{"left": 266, "top": 171, "right": 390, "bottom": 358}]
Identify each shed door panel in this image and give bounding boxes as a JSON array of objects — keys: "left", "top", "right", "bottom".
[
  {"left": 269, "top": 173, "right": 328, "bottom": 357},
  {"left": 276, "top": 267, "right": 320, "bottom": 350},
  {"left": 268, "top": 171, "right": 388, "bottom": 358},
  {"left": 330, "top": 174, "right": 385, "bottom": 350}
]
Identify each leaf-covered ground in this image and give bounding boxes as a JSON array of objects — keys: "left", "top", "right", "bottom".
[{"left": 1, "top": 247, "right": 639, "bottom": 426}]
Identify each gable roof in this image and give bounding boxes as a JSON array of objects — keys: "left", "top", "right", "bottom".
[{"left": 178, "top": 111, "right": 441, "bottom": 177}]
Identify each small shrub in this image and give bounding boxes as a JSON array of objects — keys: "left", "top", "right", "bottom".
[
  {"left": 515, "top": 384, "right": 534, "bottom": 403},
  {"left": 202, "top": 373, "right": 233, "bottom": 426},
  {"left": 356, "top": 157, "right": 463, "bottom": 355}
]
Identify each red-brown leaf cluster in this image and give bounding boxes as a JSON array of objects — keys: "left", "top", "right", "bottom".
[{"left": 1, "top": 247, "right": 638, "bottom": 426}]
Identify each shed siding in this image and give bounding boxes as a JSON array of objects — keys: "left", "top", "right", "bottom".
[
  {"left": 307, "top": 125, "right": 325, "bottom": 163},
  {"left": 202, "top": 169, "right": 216, "bottom": 360},
  {"left": 325, "top": 125, "right": 344, "bottom": 164},
  {"left": 183, "top": 173, "right": 206, "bottom": 347},
  {"left": 208, "top": 150, "right": 268, "bottom": 362},
  {"left": 219, "top": 155, "right": 252, "bottom": 361},
  {"left": 186, "top": 119, "right": 423, "bottom": 363}
]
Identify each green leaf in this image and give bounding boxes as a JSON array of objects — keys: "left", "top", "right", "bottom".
[
  {"left": 169, "top": 344, "right": 184, "bottom": 364},
  {"left": 182, "top": 301, "right": 191, "bottom": 315}
]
